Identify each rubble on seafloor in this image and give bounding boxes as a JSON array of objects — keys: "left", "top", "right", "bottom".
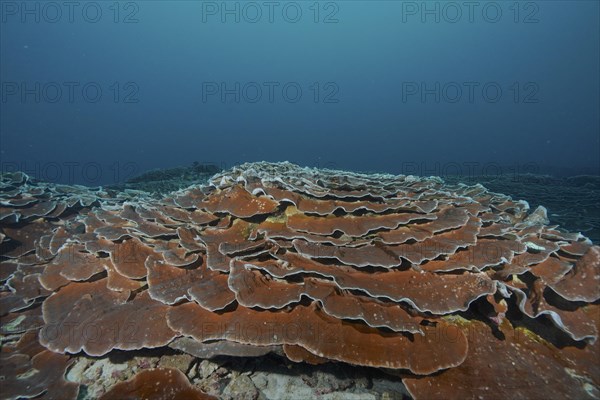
[
  {"left": 65, "top": 351, "right": 408, "bottom": 400},
  {"left": 1, "top": 162, "right": 599, "bottom": 400}
]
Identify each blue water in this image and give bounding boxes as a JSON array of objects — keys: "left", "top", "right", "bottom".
[{"left": 1, "top": 1, "right": 599, "bottom": 185}]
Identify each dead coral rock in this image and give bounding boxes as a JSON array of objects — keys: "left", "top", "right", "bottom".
[
  {"left": 371, "top": 377, "right": 410, "bottom": 400},
  {"left": 158, "top": 353, "right": 194, "bottom": 371},
  {"left": 300, "top": 364, "right": 357, "bottom": 393},
  {"left": 251, "top": 371, "right": 315, "bottom": 400},
  {"left": 222, "top": 373, "right": 260, "bottom": 400},
  {"left": 251, "top": 367, "right": 375, "bottom": 400},
  {"left": 67, "top": 357, "right": 130, "bottom": 399},
  {"left": 197, "top": 359, "right": 220, "bottom": 379}
]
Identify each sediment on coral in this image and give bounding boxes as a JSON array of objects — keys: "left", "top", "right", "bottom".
[{"left": 1, "top": 162, "right": 598, "bottom": 400}]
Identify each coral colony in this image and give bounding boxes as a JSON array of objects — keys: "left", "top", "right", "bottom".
[{"left": 1, "top": 162, "right": 598, "bottom": 399}]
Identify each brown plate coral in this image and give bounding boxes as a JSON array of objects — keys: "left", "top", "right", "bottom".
[{"left": 1, "top": 162, "right": 598, "bottom": 399}]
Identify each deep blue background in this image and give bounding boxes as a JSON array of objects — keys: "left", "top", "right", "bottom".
[{"left": 1, "top": 0, "right": 599, "bottom": 185}]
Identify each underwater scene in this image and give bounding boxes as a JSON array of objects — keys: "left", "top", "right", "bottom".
[{"left": 1, "top": 2, "right": 599, "bottom": 400}]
